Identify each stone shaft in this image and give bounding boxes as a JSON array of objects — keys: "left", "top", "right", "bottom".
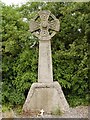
[{"left": 38, "top": 40, "right": 53, "bottom": 83}]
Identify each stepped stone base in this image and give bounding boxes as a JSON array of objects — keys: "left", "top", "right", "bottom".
[{"left": 23, "top": 82, "right": 69, "bottom": 114}]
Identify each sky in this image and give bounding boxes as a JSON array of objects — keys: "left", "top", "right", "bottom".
[
  {"left": 1, "top": 0, "right": 29, "bottom": 5},
  {"left": 1, "top": 0, "right": 90, "bottom": 6}
]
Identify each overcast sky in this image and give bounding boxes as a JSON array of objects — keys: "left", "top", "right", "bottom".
[
  {"left": 1, "top": 0, "right": 29, "bottom": 5},
  {"left": 1, "top": 0, "right": 89, "bottom": 6}
]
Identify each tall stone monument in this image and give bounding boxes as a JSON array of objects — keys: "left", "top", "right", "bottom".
[{"left": 23, "top": 10, "right": 69, "bottom": 114}]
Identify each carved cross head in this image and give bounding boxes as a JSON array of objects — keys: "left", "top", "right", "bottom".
[{"left": 30, "top": 10, "right": 60, "bottom": 40}]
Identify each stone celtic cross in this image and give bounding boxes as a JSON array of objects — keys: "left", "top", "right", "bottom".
[
  {"left": 23, "top": 10, "right": 69, "bottom": 113},
  {"left": 30, "top": 10, "right": 60, "bottom": 83}
]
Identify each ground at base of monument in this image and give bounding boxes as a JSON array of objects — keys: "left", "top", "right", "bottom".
[{"left": 1, "top": 106, "right": 88, "bottom": 118}]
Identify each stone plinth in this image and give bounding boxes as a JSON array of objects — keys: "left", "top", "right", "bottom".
[{"left": 23, "top": 82, "right": 69, "bottom": 113}]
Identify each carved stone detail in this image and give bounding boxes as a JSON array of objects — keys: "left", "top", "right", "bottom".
[{"left": 30, "top": 10, "right": 60, "bottom": 40}]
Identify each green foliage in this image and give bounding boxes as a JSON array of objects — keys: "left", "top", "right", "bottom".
[
  {"left": 51, "top": 107, "right": 62, "bottom": 115},
  {"left": 2, "top": 2, "right": 89, "bottom": 107},
  {"left": 13, "top": 105, "right": 22, "bottom": 114},
  {"left": 2, "top": 3, "right": 38, "bottom": 105},
  {"left": 2, "top": 104, "right": 12, "bottom": 112},
  {"left": 51, "top": 2, "right": 89, "bottom": 106}
]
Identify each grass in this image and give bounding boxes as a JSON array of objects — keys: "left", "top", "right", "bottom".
[
  {"left": 51, "top": 107, "right": 62, "bottom": 116},
  {"left": 2, "top": 105, "right": 23, "bottom": 118}
]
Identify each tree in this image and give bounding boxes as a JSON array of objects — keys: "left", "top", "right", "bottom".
[{"left": 2, "top": 2, "right": 89, "bottom": 107}]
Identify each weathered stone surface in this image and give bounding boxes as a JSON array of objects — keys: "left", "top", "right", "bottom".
[
  {"left": 38, "top": 40, "right": 53, "bottom": 83},
  {"left": 23, "top": 10, "right": 69, "bottom": 114},
  {"left": 23, "top": 82, "right": 69, "bottom": 113},
  {"left": 30, "top": 10, "right": 60, "bottom": 40},
  {"left": 30, "top": 10, "right": 60, "bottom": 83}
]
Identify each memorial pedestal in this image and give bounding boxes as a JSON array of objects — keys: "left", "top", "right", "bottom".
[{"left": 23, "top": 82, "right": 69, "bottom": 114}]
